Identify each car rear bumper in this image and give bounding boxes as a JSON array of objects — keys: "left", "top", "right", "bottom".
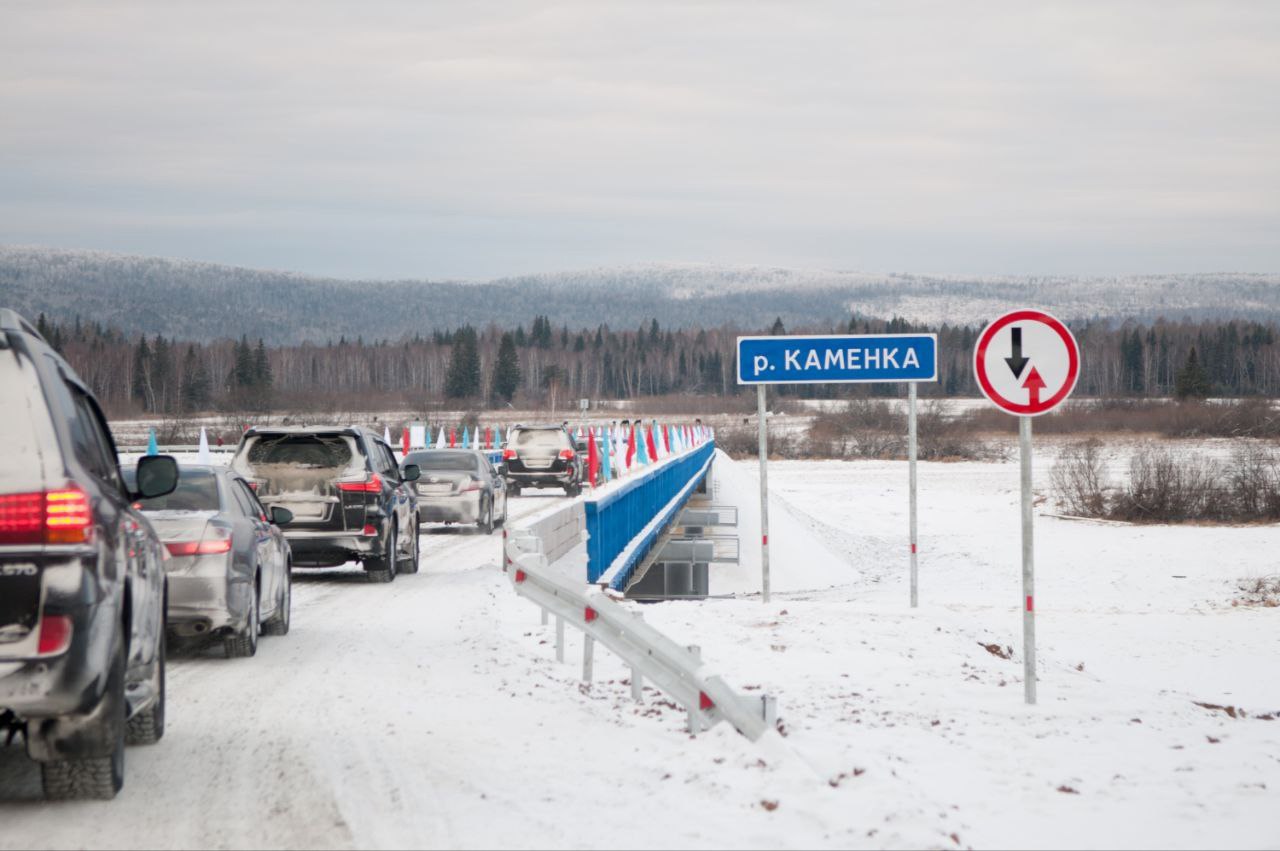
[
  {"left": 507, "top": 470, "right": 575, "bottom": 487},
  {"left": 283, "top": 529, "right": 380, "bottom": 567},
  {"left": 419, "top": 493, "right": 482, "bottom": 524},
  {"left": 166, "top": 569, "right": 253, "bottom": 639}
]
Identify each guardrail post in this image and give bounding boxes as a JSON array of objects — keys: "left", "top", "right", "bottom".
[
  {"left": 630, "top": 667, "right": 643, "bottom": 702},
  {"left": 555, "top": 616, "right": 565, "bottom": 663},
  {"left": 540, "top": 608, "right": 549, "bottom": 626},
  {"left": 583, "top": 635, "right": 595, "bottom": 684},
  {"left": 688, "top": 705, "right": 702, "bottom": 736}
]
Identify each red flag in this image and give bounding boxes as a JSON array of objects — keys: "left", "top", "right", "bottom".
[
  {"left": 402, "top": 427, "right": 410, "bottom": 455},
  {"left": 646, "top": 424, "right": 658, "bottom": 461},
  {"left": 626, "top": 424, "right": 637, "bottom": 468},
  {"left": 449, "top": 428, "right": 457, "bottom": 448},
  {"left": 662, "top": 424, "right": 671, "bottom": 454},
  {"left": 485, "top": 426, "right": 493, "bottom": 448},
  {"left": 587, "top": 427, "right": 599, "bottom": 487}
]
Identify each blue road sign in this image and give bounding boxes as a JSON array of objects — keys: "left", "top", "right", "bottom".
[{"left": 737, "top": 334, "right": 938, "bottom": 385}]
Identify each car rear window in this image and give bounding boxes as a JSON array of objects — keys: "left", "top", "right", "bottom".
[
  {"left": 0, "top": 348, "right": 59, "bottom": 490},
  {"left": 237, "top": 435, "right": 361, "bottom": 472},
  {"left": 122, "top": 468, "right": 220, "bottom": 512},
  {"left": 404, "top": 451, "right": 480, "bottom": 472},
  {"left": 513, "top": 429, "right": 570, "bottom": 450}
]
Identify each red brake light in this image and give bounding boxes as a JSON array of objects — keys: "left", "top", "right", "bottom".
[
  {"left": 558, "top": 449, "right": 576, "bottom": 460},
  {"left": 462, "top": 477, "right": 481, "bottom": 492},
  {"left": 502, "top": 448, "right": 517, "bottom": 460},
  {"left": 165, "top": 539, "right": 232, "bottom": 556},
  {"left": 0, "top": 492, "right": 44, "bottom": 545},
  {"left": 0, "top": 488, "right": 92, "bottom": 546},
  {"left": 338, "top": 472, "right": 383, "bottom": 493},
  {"left": 361, "top": 523, "right": 377, "bottom": 536},
  {"left": 37, "top": 615, "right": 73, "bottom": 656}
]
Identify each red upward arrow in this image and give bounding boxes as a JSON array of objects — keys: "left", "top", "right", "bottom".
[{"left": 1022, "top": 366, "right": 1047, "bottom": 407}]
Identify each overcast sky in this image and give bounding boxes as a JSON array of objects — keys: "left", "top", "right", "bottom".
[{"left": 1, "top": 1, "right": 1277, "bottom": 279}]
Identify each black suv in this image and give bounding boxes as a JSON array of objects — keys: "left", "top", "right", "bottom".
[
  {"left": 502, "top": 425, "right": 584, "bottom": 496},
  {"left": 0, "top": 309, "right": 179, "bottom": 800},
  {"left": 230, "top": 426, "right": 421, "bottom": 582}
]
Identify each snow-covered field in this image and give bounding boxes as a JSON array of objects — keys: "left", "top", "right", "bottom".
[{"left": 1, "top": 451, "right": 1277, "bottom": 849}]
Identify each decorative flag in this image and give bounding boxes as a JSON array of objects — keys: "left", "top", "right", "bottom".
[
  {"left": 146, "top": 428, "right": 159, "bottom": 456},
  {"left": 403, "top": 427, "right": 410, "bottom": 456},
  {"left": 383, "top": 426, "right": 392, "bottom": 446},
  {"left": 601, "top": 428, "right": 613, "bottom": 482},
  {"left": 462, "top": 426, "right": 470, "bottom": 449},
  {"left": 646, "top": 423, "right": 659, "bottom": 462},
  {"left": 587, "top": 427, "right": 600, "bottom": 487},
  {"left": 485, "top": 426, "right": 493, "bottom": 449},
  {"left": 436, "top": 426, "right": 447, "bottom": 449},
  {"left": 626, "top": 424, "right": 638, "bottom": 469},
  {"left": 197, "top": 427, "right": 211, "bottom": 464},
  {"left": 662, "top": 424, "right": 671, "bottom": 455}
]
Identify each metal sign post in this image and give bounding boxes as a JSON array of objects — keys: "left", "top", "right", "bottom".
[
  {"left": 737, "top": 333, "right": 938, "bottom": 607},
  {"left": 1019, "top": 414, "right": 1035, "bottom": 704},
  {"left": 757, "top": 384, "right": 771, "bottom": 604},
  {"left": 974, "top": 309, "right": 1080, "bottom": 706},
  {"left": 908, "top": 381, "right": 919, "bottom": 608}
]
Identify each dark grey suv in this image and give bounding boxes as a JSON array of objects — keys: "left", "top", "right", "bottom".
[
  {"left": 231, "top": 426, "right": 421, "bottom": 582},
  {"left": 0, "top": 309, "right": 179, "bottom": 800}
]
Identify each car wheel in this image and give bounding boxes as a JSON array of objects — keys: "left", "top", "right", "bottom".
[
  {"left": 509, "top": 483, "right": 521, "bottom": 497},
  {"left": 224, "top": 581, "right": 260, "bottom": 658},
  {"left": 366, "top": 524, "right": 396, "bottom": 583},
  {"left": 478, "top": 499, "right": 494, "bottom": 535},
  {"left": 399, "top": 520, "right": 420, "bottom": 574},
  {"left": 262, "top": 567, "right": 291, "bottom": 636},
  {"left": 41, "top": 637, "right": 126, "bottom": 800},
  {"left": 126, "top": 628, "right": 165, "bottom": 745}
]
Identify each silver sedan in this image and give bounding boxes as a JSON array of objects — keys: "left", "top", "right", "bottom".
[
  {"left": 402, "top": 449, "right": 508, "bottom": 534},
  {"left": 124, "top": 464, "right": 293, "bottom": 658}
]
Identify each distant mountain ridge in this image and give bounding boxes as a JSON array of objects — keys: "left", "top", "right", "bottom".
[{"left": 2, "top": 245, "right": 1276, "bottom": 345}]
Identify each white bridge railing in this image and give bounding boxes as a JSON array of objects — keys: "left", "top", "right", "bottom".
[{"left": 502, "top": 458, "right": 776, "bottom": 740}]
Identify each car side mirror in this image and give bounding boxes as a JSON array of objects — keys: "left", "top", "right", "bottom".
[
  {"left": 134, "top": 455, "right": 179, "bottom": 500},
  {"left": 270, "top": 506, "right": 294, "bottom": 526},
  {"left": 402, "top": 464, "right": 421, "bottom": 482}
]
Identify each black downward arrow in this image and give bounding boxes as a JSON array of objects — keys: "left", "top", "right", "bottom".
[{"left": 1005, "top": 327, "right": 1029, "bottom": 379}]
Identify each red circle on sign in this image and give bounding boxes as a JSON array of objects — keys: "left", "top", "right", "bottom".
[{"left": 973, "top": 309, "right": 1079, "bottom": 416}]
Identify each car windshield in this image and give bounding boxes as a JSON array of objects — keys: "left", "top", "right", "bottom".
[
  {"left": 243, "top": 434, "right": 355, "bottom": 469},
  {"left": 122, "top": 468, "right": 220, "bottom": 512},
  {"left": 405, "top": 451, "right": 480, "bottom": 472},
  {"left": 513, "top": 429, "right": 569, "bottom": 450}
]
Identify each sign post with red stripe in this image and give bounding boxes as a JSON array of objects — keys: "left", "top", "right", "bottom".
[{"left": 974, "top": 309, "right": 1080, "bottom": 705}]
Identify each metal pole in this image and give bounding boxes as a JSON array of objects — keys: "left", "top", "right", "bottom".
[
  {"left": 1020, "top": 415, "right": 1036, "bottom": 705},
  {"left": 582, "top": 634, "right": 594, "bottom": 683},
  {"left": 630, "top": 667, "right": 643, "bottom": 702},
  {"left": 757, "top": 384, "right": 771, "bottom": 604},
  {"left": 555, "top": 615, "right": 565, "bottom": 664},
  {"left": 909, "top": 381, "right": 919, "bottom": 608}
]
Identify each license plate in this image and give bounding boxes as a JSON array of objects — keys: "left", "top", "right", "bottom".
[
  {"left": 418, "top": 484, "right": 452, "bottom": 496},
  {"left": 0, "top": 566, "right": 40, "bottom": 644}
]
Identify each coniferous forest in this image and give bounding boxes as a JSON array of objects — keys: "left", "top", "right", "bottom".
[{"left": 30, "top": 312, "right": 1280, "bottom": 417}]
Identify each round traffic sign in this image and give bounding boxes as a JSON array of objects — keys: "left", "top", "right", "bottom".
[{"left": 974, "top": 309, "right": 1079, "bottom": 416}]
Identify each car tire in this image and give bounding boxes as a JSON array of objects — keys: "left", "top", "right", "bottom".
[
  {"left": 509, "top": 483, "right": 521, "bottom": 498},
  {"left": 262, "top": 568, "right": 291, "bottom": 636},
  {"left": 478, "top": 499, "right": 494, "bottom": 535},
  {"left": 565, "top": 482, "right": 582, "bottom": 497},
  {"left": 224, "top": 581, "right": 260, "bottom": 658},
  {"left": 366, "top": 524, "right": 397, "bottom": 583},
  {"left": 126, "top": 629, "right": 166, "bottom": 746},
  {"left": 399, "top": 520, "right": 420, "bottom": 574},
  {"left": 41, "top": 637, "right": 126, "bottom": 801}
]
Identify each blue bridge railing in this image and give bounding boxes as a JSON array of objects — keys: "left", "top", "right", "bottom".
[{"left": 585, "top": 442, "right": 716, "bottom": 590}]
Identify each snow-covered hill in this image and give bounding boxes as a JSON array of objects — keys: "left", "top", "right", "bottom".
[{"left": 1, "top": 245, "right": 1276, "bottom": 344}]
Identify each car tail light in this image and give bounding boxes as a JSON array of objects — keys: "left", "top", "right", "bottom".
[
  {"left": 36, "top": 615, "right": 73, "bottom": 656},
  {"left": 502, "top": 448, "right": 517, "bottom": 460},
  {"left": 165, "top": 539, "right": 233, "bottom": 556},
  {"left": 0, "top": 487, "right": 92, "bottom": 546},
  {"left": 461, "top": 477, "right": 481, "bottom": 492},
  {"left": 166, "top": 524, "right": 232, "bottom": 557},
  {"left": 45, "top": 488, "right": 93, "bottom": 544},
  {"left": 361, "top": 523, "right": 377, "bottom": 536},
  {"left": 558, "top": 449, "right": 576, "bottom": 460},
  {"left": 339, "top": 472, "right": 383, "bottom": 493}
]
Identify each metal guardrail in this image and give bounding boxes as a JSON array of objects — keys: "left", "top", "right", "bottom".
[
  {"left": 503, "top": 525, "right": 776, "bottom": 740},
  {"left": 584, "top": 442, "right": 716, "bottom": 588}
]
